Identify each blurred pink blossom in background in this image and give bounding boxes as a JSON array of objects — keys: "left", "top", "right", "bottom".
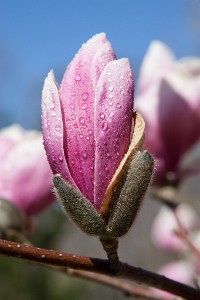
[
  {"left": 151, "top": 203, "right": 200, "bottom": 252},
  {"left": 136, "top": 41, "right": 200, "bottom": 183},
  {"left": 0, "top": 125, "right": 54, "bottom": 216}
]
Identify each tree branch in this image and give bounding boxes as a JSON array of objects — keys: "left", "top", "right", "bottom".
[{"left": 0, "top": 239, "right": 199, "bottom": 299}]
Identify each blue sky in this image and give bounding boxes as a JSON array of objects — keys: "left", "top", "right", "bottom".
[{"left": 1, "top": 0, "right": 200, "bottom": 129}]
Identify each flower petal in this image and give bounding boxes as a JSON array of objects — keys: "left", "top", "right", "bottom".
[
  {"left": 94, "top": 58, "right": 134, "bottom": 209},
  {"left": 59, "top": 33, "right": 115, "bottom": 203},
  {"left": 0, "top": 133, "right": 54, "bottom": 215},
  {"left": 0, "top": 125, "right": 26, "bottom": 161},
  {"left": 137, "top": 40, "right": 174, "bottom": 93},
  {"left": 42, "top": 70, "right": 76, "bottom": 187}
]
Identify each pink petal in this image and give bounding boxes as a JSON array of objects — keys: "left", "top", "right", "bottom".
[
  {"left": 137, "top": 40, "right": 175, "bottom": 93},
  {"left": 42, "top": 70, "right": 76, "bottom": 187},
  {"left": 0, "top": 125, "right": 26, "bottom": 161},
  {"left": 94, "top": 58, "right": 134, "bottom": 209},
  {"left": 0, "top": 132, "right": 54, "bottom": 215},
  {"left": 59, "top": 33, "right": 115, "bottom": 203},
  {"left": 177, "top": 57, "right": 200, "bottom": 76},
  {"left": 151, "top": 204, "right": 200, "bottom": 252}
]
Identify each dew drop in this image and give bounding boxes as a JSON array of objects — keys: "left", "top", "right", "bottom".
[
  {"left": 75, "top": 74, "right": 82, "bottom": 81},
  {"left": 51, "top": 111, "right": 56, "bottom": 117},
  {"left": 108, "top": 100, "right": 113, "bottom": 106},
  {"left": 70, "top": 103, "right": 75, "bottom": 109},
  {"left": 58, "top": 155, "right": 63, "bottom": 162},
  {"left": 82, "top": 92, "right": 88, "bottom": 100},
  {"left": 81, "top": 103, "right": 88, "bottom": 110},
  {"left": 102, "top": 121, "right": 108, "bottom": 131},
  {"left": 109, "top": 112, "right": 114, "bottom": 118},
  {"left": 71, "top": 159, "right": 75, "bottom": 165},
  {"left": 108, "top": 78, "right": 112, "bottom": 83},
  {"left": 71, "top": 114, "right": 76, "bottom": 120},
  {"left": 107, "top": 153, "right": 111, "bottom": 158},
  {"left": 50, "top": 102, "right": 55, "bottom": 109},
  {"left": 100, "top": 113, "right": 105, "bottom": 119},
  {"left": 59, "top": 253, "right": 63, "bottom": 257},
  {"left": 66, "top": 118, "right": 70, "bottom": 123},
  {"left": 74, "top": 123, "right": 78, "bottom": 128},
  {"left": 79, "top": 117, "right": 85, "bottom": 125},
  {"left": 79, "top": 133, "right": 83, "bottom": 139},
  {"left": 82, "top": 151, "right": 87, "bottom": 159},
  {"left": 88, "top": 129, "right": 92, "bottom": 135},
  {"left": 116, "top": 104, "right": 121, "bottom": 108},
  {"left": 41, "top": 254, "right": 46, "bottom": 259},
  {"left": 108, "top": 94, "right": 113, "bottom": 99},
  {"left": 86, "top": 136, "right": 90, "bottom": 140},
  {"left": 108, "top": 85, "right": 114, "bottom": 92},
  {"left": 55, "top": 125, "right": 61, "bottom": 131}
]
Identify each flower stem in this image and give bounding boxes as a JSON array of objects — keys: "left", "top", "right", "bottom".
[{"left": 99, "top": 236, "right": 121, "bottom": 274}]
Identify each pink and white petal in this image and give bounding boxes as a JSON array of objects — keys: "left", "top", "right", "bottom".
[
  {"left": 137, "top": 40, "right": 175, "bottom": 93},
  {"left": 0, "top": 133, "right": 54, "bottom": 215},
  {"left": 177, "top": 57, "right": 200, "bottom": 76},
  {"left": 0, "top": 125, "right": 26, "bottom": 161},
  {"left": 94, "top": 58, "right": 134, "bottom": 209},
  {"left": 42, "top": 70, "right": 76, "bottom": 187},
  {"left": 59, "top": 33, "right": 109, "bottom": 203},
  {"left": 91, "top": 41, "right": 116, "bottom": 88}
]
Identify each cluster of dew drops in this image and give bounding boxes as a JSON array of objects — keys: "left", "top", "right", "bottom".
[{"left": 43, "top": 59, "right": 133, "bottom": 199}]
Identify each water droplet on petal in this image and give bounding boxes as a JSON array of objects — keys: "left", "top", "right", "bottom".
[
  {"left": 71, "top": 159, "right": 75, "bottom": 165},
  {"left": 51, "top": 111, "right": 56, "bottom": 117},
  {"left": 79, "top": 117, "right": 85, "bottom": 125},
  {"left": 81, "top": 103, "right": 88, "bottom": 110},
  {"left": 102, "top": 121, "right": 108, "bottom": 131},
  {"left": 70, "top": 103, "right": 75, "bottom": 109},
  {"left": 82, "top": 151, "right": 87, "bottom": 159},
  {"left": 71, "top": 114, "right": 76, "bottom": 120},
  {"left": 116, "top": 104, "right": 121, "bottom": 108},
  {"left": 109, "top": 112, "right": 114, "bottom": 118},
  {"left": 59, "top": 155, "right": 63, "bottom": 162},
  {"left": 88, "top": 129, "right": 92, "bottom": 135},
  {"left": 55, "top": 125, "right": 61, "bottom": 131},
  {"left": 100, "top": 113, "right": 105, "bottom": 119},
  {"left": 75, "top": 74, "right": 82, "bottom": 81},
  {"left": 66, "top": 118, "right": 70, "bottom": 123},
  {"left": 82, "top": 92, "right": 88, "bottom": 100},
  {"left": 50, "top": 102, "right": 55, "bottom": 109},
  {"left": 108, "top": 85, "right": 114, "bottom": 91}
]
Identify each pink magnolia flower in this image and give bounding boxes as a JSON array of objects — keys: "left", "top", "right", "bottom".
[
  {"left": 135, "top": 41, "right": 200, "bottom": 182},
  {"left": 151, "top": 203, "right": 200, "bottom": 253},
  {"left": 0, "top": 125, "right": 54, "bottom": 216},
  {"left": 42, "top": 33, "right": 134, "bottom": 211}
]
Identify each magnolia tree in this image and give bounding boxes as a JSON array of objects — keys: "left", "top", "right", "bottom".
[{"left": 1, "top": 33, "right": 200, "bottom": 300}]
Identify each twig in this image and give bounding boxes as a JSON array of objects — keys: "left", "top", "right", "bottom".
[
  {"left": 0, "top": 239, "right": 198, "bottom": 299},
  {"left": 67, "top": 268, "right": 175, "bottom": 300},
  {"left": 173, "top": 210, "right": 200, "bottom": 259}
]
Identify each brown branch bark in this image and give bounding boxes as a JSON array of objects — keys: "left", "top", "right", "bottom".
[{"left": 0, "top": 239, "right": 199, "bottom": 299}]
